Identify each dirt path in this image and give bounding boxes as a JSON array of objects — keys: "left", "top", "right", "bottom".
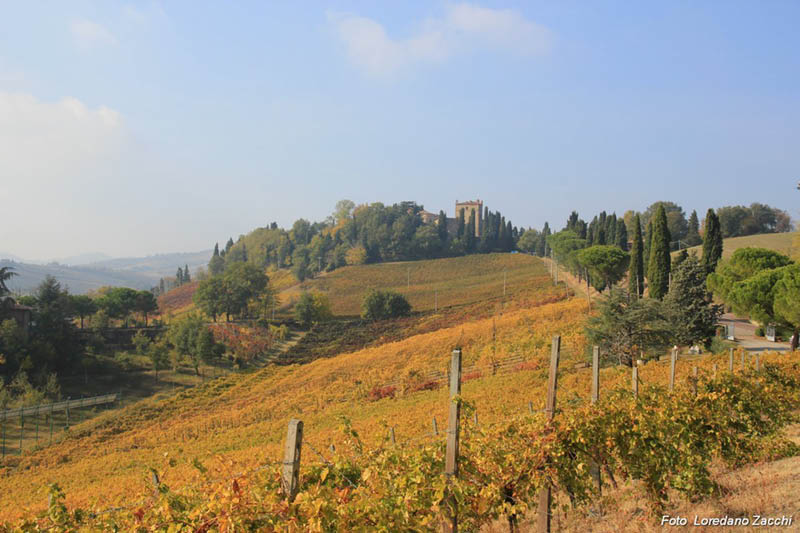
[{"left": 540, "top": 257, "right": 600, "bottom": 304}]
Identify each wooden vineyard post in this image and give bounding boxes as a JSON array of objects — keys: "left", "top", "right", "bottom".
[
  {"left": 282, "top": 419, "right": 303, "bottom": 503},
  {"left": 669, "top": 348, "right": 677, "bottom": 392},
  {"left": 35, "top": 405, "right": 39, "bottom": 447},
  {"left": 756, "top": 354, "right": 760, "bottom": 372},
  {"left": 537, "top": 336, "right": 561, "bottom": 533},
  {"left": 741, "top": 350, "right": 745, "bottom": 370},
  {"left": 432, "top": 417, "right": 438, "bottom": 436},
  {"left": 713, "top": 364, "right": 718, "bottom": 380},
  {"left": 49, "top": 404, "right": 54, "bottom": 445},
  {"left": 632, "top": 365, "right": 639, "bottom": 397},
  {"left": 528, "top": 401, "right": 533, "bottom": 414},
  {"left": 729, "top": 348, "right": 734, "bottom": 373},
  {"left": 691, "top": 366, "right": 698, "bottom": 396},
  {"left": 590, "top": 346, "right": 601, "bottom": 497},
  {"left": 473, "top": 411, "right": 478, "bottom": 426},
  {"left": 19, "top": 411, "right": 23, "bottom": 455},
  {"left": 390, "top": 427, "right": 396, "bottom": 446},
  {"left": 65, "top": 398, "right": 70, "bottom": 431},
  {"left": 443, "top": 348, "right": 462, "bottom": 533},
  {"left": 591, "top": 346, "right": 599, "bottom": 404},
  {"left": 1, "top": 416, "right": 4, "bottom": 458}
]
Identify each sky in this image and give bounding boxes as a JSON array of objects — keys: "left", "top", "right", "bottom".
[{"left": 1, "top": 1, "right": 799, "bottom": 261}]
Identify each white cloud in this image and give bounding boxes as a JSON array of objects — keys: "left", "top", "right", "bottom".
[
  {"left": 70, "top": 18, "right": 117, "bottom": 49},
  {"left": 328, "top": 3, "right": 552, "bottom": 77},
  {"left": 446, "top": 4, "right": 552, "bottom": 54}
]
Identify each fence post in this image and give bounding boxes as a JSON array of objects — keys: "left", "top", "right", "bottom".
[
  {"left": 443, "top": 348, "right": 462, "bottom": 533},
  {"left": 65, "top": 398, "right": 70, "bottom": 431},
  {"left": 729, "top": 347, "right": 734, "bottom": 373},
  {"left": 713, "top": 364, "right": 718, "bottom": 380},
  {"left": 669, "top": 348, "right": 677, "bottom": 392},
  {"left": 591, "top": 346, "right": 599, "bottom": 404},
  {"left": 282, "top": 419, "right": 303, "bottom": 503},
  {"left": 537, "top": 336, "right": 561, "bottom": 533},
  {"left": 590, "top": 345, "right": 602, "bottom": 497},
  {"left": 756, "top": 354, "right": 760, "bottom": 372},
  {"left": 528, "top": 401, "right": 533, "bottom": 414},
  {"left": 691, "top": 366, "right": 698, "bottom": 396},
  {"left": 1, "top": 415, "right": 4, "bottom": 458},
  {"left": 473, "top": 411, "right": 478, "bottom": 426},
  {"left": 741, "top": 350, "right": 745, "bottom": 370},
  {"left": 19, "top": 410, "right": 24, "bottom": 455},
  {"left": 49, "top": 404, "right": 54, "bottom": 445},
  {"left": 35, "top": 405, "right": 39, "bottom": 447},
  {"left": 632, "top": 366, "right": 639, "bottom": 398},
  {"left": 390, "top": 426, "right": 396, "bottom": 446},
  {"left": 432, "top": 417, "right": 438, "bottom": 436}
]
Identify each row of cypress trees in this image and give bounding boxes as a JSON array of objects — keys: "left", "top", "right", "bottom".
[{"left": 628, "top": 206, "right": 723, "bottom": 299}]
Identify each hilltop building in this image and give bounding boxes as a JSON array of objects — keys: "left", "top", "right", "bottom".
[{"left": 455, "top": 199, "right": 483, "bottom": 237}]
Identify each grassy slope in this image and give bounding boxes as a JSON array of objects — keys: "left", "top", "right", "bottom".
[
  {"left": 282, "top": 253, "right": 545, "bottom": 316},
  {"left": 677, "top": 231, "right": 796, "bottom": 260},
  {"left": 0, "top": 259, "right": 590, "bottom": 519}
]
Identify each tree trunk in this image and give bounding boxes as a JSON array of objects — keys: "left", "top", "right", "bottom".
[{"left": 792, "top": 330, "right": 799, "bottom": 352}]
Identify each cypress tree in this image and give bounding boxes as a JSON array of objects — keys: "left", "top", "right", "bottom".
[
  {"left": 213, "top": 243, "right": 220, "bottom": 257},
  {"left": 647, "top": 204, "right": 671, "bottom": 299},
  {"left": 628, "top": 214, "right": 644, "bottom": 297},
  {"left": 465, "top": 211, "right": 476, "bottom": 252},
  {"left": 457, "top": 209, "right": 465, "bottom": 239},
  {"left": 184, "top": 264, "right": 190, "bottom": 283},
  {"left": 701, "top": 208, "right": 723, "bottom": 273},
  {"left": 606, "top": 213, "right": 617, "bottom": 245},
  {"left": 506, "top": 221, "right": 513, "bottom": 251},
  {"left": 176, "top": 267, "right": 184, "bottom": 285},
  {"left": 615, "top": 218, "right": 628, "bottom": 250},
  {"left": 437, "top": 210, "right": 448, "bottom": 242},
  {"left": 541, "top": 222, "right": 551, "bottom": 256},
  {"left": 225, "top": 237, "right": 234, "bottom": 254},
  {"left": 686, "top": 210, "right": 701, "bottom": 246},
  {"left": 643, "top": 219, "right": 653, "bottom": 268}
]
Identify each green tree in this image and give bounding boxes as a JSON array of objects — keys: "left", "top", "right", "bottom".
[
  {"left": 456, "top": 209, "right": 466, "bottom": 239},
  {"left": 465, "top": 211, "right": 476, "bottom": 252},
  {"left": 167, "top": 313, "right": 209, "bottom": 376},
  {"left": 69, "top": 295, "right": 97, "bottom": 329},
  {"left": 628, "top": 214, "right": 645, "bottom": 297},
  {"left": 540, "top": 222, "right": 551, "bottom": 256},
  {"left": 516, "top": 228, "right": 540, "bottom": 254},
  {"left": 193, "top": 276, "right": 226, "bottom": 322},
  {"left": 0, "top": 266, "right": 17, "bottom": 296},
  {"left": 686, "top": 210, "right": 701, "bottom": 246},
  {"left": 147, "top": 337, "right": 170, "bottom": 381},
  {"left": 701, "top": 208, "right": 723, "bottom": 273},
  {"left": 134, "top": 291, "right": 158, "bottom": 327},
  {"left": 664, "top": 254, "right": 721, "bottom": 347},
  {"left": 361, "top": 290, "right": 412, "bottom": 321},
  {"left": 707, "top": 248, "right": 790, "bottom": 303},
  {"left": 586, "top": 289, "right": 671, "bottom": 366},
  {"left": 615, "top": 218, "right": 628, "bottom": 250},
  {"left": 437, "top": 210, "right": 448, "bottom": 243},
  {"left": 774, "top": 264, "right": 800, "bottom": 350},
  {"left": 209, "top": 243, "right": 225, "bottom": 276},
  {"left": 294, "top": 292, "right": 332, "bottom": 327},
  {"left": 576, "top": 245, "right": 630, "bottom": 292},
  {"left": 646, "top": 204, "right": 671, "bottom": 300}
]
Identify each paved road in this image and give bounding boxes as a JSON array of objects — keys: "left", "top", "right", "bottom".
[{"left": 718, "top": 313, "right": 791, "bottom": 352}]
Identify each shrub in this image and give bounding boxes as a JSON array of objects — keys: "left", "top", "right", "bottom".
[
  {"left": 131, "top": 330, "right": 151, "bottom": 355},
  {"left": 755, "top": 326, "right": 765, "bottom": 337},
  {"left": 361, "top": 290, "right": 412, "bottom": 321}
]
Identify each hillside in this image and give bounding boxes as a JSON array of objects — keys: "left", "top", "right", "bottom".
[
  {"left": 0, "top": 260, "right": 587, "bottom": 519},
  {"left": 677, "top": 231, "right": 796, "bottom": 260},
  {"left": 282, "top": 253, "right": 545, "bottom": 316}
]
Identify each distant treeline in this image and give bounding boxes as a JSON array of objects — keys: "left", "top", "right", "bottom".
[{"left": 206, "top": 201, "right": 521, "bottom": 281}]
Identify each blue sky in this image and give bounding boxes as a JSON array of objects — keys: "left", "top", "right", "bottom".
[{"left": 1, "top": 1, "right": 799, "bottom": 260}]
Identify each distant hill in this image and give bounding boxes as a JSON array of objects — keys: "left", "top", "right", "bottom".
[
  {"left": 0, "top": 260, "right": 156, "bottom": 294},
  {"left": 84, "top": 250, "right": 211, "bottom": 276},
  {"left": 676, "top": 232, "right": 796, "bottom": 260},
  {"left": 0, "top": 249, "right": 212, "bottom": 295}
]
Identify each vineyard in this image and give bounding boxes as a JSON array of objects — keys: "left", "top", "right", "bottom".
[
  {"left": 0, "top": 294, "right": 589, "bottom": 521},
  {"left": 281, "top": 253, "right": 550, "bottom": 316},
  {"left": 7, "top": 349, "right": 800, "bottom": 531}
]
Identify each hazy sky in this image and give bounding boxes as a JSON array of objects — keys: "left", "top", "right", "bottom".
[{"left": 2, "top": 1, "right": 799, "bottom": 261}]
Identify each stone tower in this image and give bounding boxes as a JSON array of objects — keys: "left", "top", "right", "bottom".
[{"left": 455, "top": 199, "right": 483, "bottom": 237}]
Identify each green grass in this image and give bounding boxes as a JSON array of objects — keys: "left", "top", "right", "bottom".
[
  {"left": 676, "top": 232, "right": 796, "bottom": 260},
  {"left": 280, "top": 253, "right": 551, "bottom": 316}
]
